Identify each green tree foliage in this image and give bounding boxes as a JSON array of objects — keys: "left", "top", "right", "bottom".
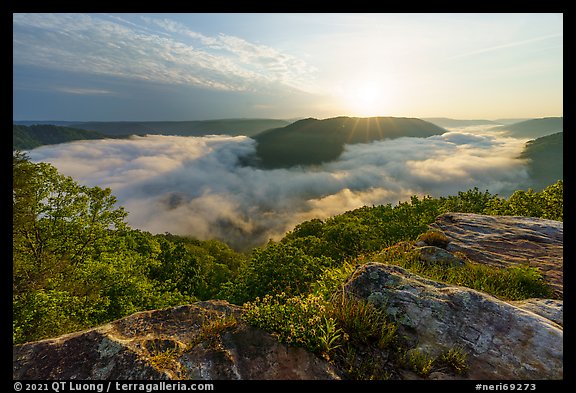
[
  {"left": 13, "top": 152, "right": 246, "bottom": 344},
  {"left": 518, "top": 132, "right": 562, "bottom": 192},
  {"left": 222, "top": 242, "right": 334, "bottom": 304},
  {"left": 484, "top": 180, "right": 563, "bottom": 221},
  {"left": 149, "top": 235, "right": 247, "bottom": 300},
  {"left": 13, "top": 124, "right": 110, "bottom": 150},
  {"left": 437, "top": 187, "right": 499, "bottom": 214},
  {"left": 13, "top": 151, "right": 128, "bottom": 295},
  {"left": 280, "top": 195, "right": 443, "bottom": 264}
]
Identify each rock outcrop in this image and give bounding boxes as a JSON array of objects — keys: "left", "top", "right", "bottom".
[
  {"left": 13, "top": 300, "right": 341, "bottom": 380},
  {"left": 429, "top": 213, "right": 563, "bottom": 298},
  {"left": 344, "top": 263, "right": 563, "bottom": 380}
]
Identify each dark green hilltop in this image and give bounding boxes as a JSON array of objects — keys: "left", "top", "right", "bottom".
[
  {"left": 518, "top": 132, "right": 563, "bottom": 192},
  {"left": 248, "top": 116, "right": 447, "bottom": 169},
  {"left": 13, "top": 124, "right": 112, "bottom": 150}
]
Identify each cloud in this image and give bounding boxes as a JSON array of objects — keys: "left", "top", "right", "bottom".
[
  {"left": 12, "top": 13, "right": 317, "bottom": 94},
  {"left": 54, "top": 87, "right": 115, "bottom": 95},
  {"left": 26, "top": 129, "right": 530, "bottom": 250},
  {"left": 446, "top": 33, "right": 563, "bottom": 60}
]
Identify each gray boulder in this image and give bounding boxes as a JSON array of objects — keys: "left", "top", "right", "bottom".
[
  {"left": 13, "top": 300, "right": 341, "bottom": 380},
  {"left": 344, "top": 263, "right": 563, "bottom": 380},
  {"left": 430, "top": 213, "right": 563, "bottom": 298}
]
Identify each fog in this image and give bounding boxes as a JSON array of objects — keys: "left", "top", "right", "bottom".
[{"left": 27, "top": 128, "right": 530, "bottom": 250}]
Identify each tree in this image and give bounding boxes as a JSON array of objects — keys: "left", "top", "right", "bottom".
[
  {"left": 13, "top": 152, "right": 127, "bottom": 292},
  {"left": 484, "top": 181, "right": 563, "bottom": 221},
  {"left": 12, "top": 152, "right": 165, "bottom": 343},
  {"left": 225, "top": 242, "right": 333, "bottom": 304}
]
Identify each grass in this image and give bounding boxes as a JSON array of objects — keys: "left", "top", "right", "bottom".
[
  {"left": 400, "top": 346, "right": 468, "bottom": 377},
  {"left": 146, "top": 339, "right": 186, "bottom": 378},
  {"left": 373, "top": 242, "right": 552, "bottom": 301},
  {"left": 328, "top": 291, "right": 397, "bottom": 347},
  {"left": 148, "top": 346, "right": 181, "bottom": 371},
  {"left": 187, "top": 313, "right": 238, "bottom": 350},
  {"left": 435, "top": 346, "right": 469, "bottom": 375},
  {"left": 416, "top": 230, "right": 450, "bottom": 248}
]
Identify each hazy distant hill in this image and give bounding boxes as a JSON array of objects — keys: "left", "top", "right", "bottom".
[
  {"left": 493, "top": 118, "right": 532, "bottom": 126},
  {"left": 423, "top": 118, "right": 500, "bottom": 128},
  {"left": 248, "top": 116, "right": 447, "bottom": 169},
  {"left": 13, "top": 124, "right": 112, "bottom": 150},
  {"left": 66, "top": 119, "right": 292, "bottom": 137},
  {"left": 493, "top": 117, "right": 563, "bottom": 139},
  {"left": 518, "top": 132, "right": 563, "bottom": 192},
  {"left": 13, "top": 120, "right": 86, "bottom": 127}
]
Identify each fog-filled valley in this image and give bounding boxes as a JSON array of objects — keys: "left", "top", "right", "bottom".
[{"left": 21, "top": 116, "right": 562, "bottom": 250}]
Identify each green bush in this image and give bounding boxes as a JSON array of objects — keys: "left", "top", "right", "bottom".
[
  {"left": 484, "top": 180, "right": 563, "bottom": 221},
  {"left": 223, "top": 242, "right": 334, "bottom": 304},
  {"left": 416, "top": 230, "right": 450, "bottom": 248},
  {"left": 329, "top": 293, "right": 399, "bottom": 350},
  {"left": 243, "top": 293, "right": 341, "bottom": 355}
]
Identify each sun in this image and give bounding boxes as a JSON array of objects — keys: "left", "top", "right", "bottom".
[{"left": 337, "top": 78, "right": 392, "bottom": 117}]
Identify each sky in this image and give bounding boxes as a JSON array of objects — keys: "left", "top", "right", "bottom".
[{"left": 13, "top": 13, "right": 563, "bottom": 121}]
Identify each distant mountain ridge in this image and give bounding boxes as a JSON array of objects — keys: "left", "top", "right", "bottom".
[
  {"left": 518, "top": 132, "right": 563, "bottom": 192},
  {"left": 13, "top": 124, "right": 112, "bottom": 150},
  {"left": 47, "top": 119, "right": 291, "bottom": 138},
  {"left": 492, "top": 117, "right": 563, "bottom": 139},
  {"left": 248, "top": 116, "right": 447, "bottom": 169},
  {"left": 423, "top": 118, "right": 501, "bottom": 128}
]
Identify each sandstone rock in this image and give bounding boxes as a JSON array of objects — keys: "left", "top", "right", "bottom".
[
  {"left": 512, "top": 298, "right": 563, "bottom": 327},
  {"left": 344, "top": 263, "right": 563, "bottom": 380},
  {"left": 429, "top": 213, "right": 563, "bottom": 298},
  {"left": 13, "top": 300, "right": 341, "bottom": 380},
  {"left": 415, "top": 245, "right": 465, "bottom": 267}
]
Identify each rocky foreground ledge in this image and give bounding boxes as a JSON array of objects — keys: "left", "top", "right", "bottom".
[
  {"left": 13, "top": 213, "right": 563, "bottom": 380},
  {"left": 430, "top": 212, "right": 563, "bottom": 298},
  {"left": 345, "top": 263, "right": 562, "bottom": 380},
  {"left": 13, "top": 300, "right": 342, "bottom": 380}
]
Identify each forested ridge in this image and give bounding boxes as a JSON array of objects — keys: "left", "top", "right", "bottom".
[
  {"left": 13, "top": 124, "right": 113, "bottom": 150},
  {"left": 249, "top": 116, "right": 446, "bottom": 168},
  {"left": 12, "top": 151, "right": 563, "bottom": 345}
]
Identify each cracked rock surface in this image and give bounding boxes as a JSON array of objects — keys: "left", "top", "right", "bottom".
[{"left": 344, "top": 263, "right": 563, "bottom": 380}]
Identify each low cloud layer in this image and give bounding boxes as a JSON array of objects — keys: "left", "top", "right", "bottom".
[{"left": 27, "top": 129, "right": 530, "bottom": 249}]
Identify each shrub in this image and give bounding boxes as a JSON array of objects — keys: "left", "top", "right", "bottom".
[
  {"left": 243, "top": 293, "right": 341, "bottom": 356},
  {"left": 225, "top": 242, "right": 334, "bottom": 304},
  {"left": 416, "top": 230, "right": 450, "bottom": 248},
  {"left": 329, "top": 292, "right": 397, "bottom": 348}
]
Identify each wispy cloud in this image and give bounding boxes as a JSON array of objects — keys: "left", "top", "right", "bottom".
[
  {"left": 55, "top": 87, "right": 115, "bottom": 95},
  {"left": 12, "top": 13, "right": 317, "bottom": 94},
  {"left": 446, "top": 33, "right": 563, "bottom": 61}
]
